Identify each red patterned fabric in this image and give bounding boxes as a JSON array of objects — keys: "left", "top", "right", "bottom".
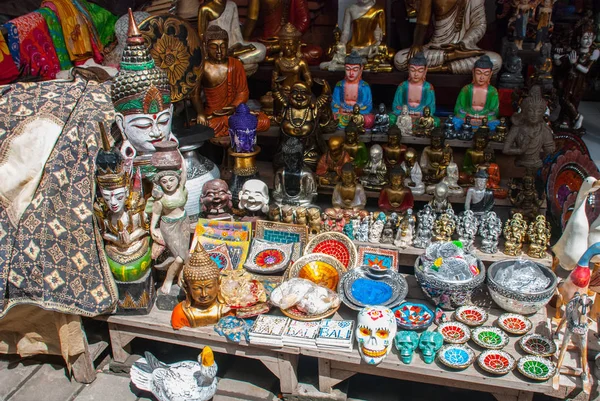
[
  {"left": 0, "top": 32, "right": 19, "bottom": 84},
  {"left": 10, "top": 12, "right": 60, "bottom": 80}
]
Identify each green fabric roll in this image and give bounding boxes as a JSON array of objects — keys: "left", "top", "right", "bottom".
[
  {"left": 38, "top": 7, "right": 72, "bottom": 70},
  {"left": 81, "top": 0, "right": 118, "bottom": 46}
]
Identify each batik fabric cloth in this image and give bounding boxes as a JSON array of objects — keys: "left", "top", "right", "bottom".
[
  {"left": 41, "top": 0, "right": 94, "bottom": 62},
  {"left": 0, "top": 32, "right": 19, "bottom": 84},
  {"left": 0, "top": 78, "right": 118, "bottom": 318},
  {"left": 71, "top": 0, "right": 104, "bottom": 63},
  {"left": 8, "top": 12, "right": 61, "bottom": 80},
  {"left": 38, "top": 7, "right": 72, "bottom": 70},
  {"left": 4, "top": 22, "right": 20, "bottom": 68},
  {"left": 81, "top": 0, "right": 117, "bottom": 46}
]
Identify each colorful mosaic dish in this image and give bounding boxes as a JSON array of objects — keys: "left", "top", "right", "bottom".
[
  {"left": 281, "top": 303, "right": 340, "bottom": 322},
  {"left": 206, "top": 244, "right": 234, "bottom": 270},
  {"left": 517, "top": 356, "right": 557, "bottom": 381},
  {"left": 195, "top": 218, "right": 252, "bottom": 242},
  {"left": 518, "top": 334, "right": 557, "bottom": 357},
  {"left": 392, "top": 302, "right": 434, "bottom": 331},
  {"left": 357, "top": 246, "right": 399, "bottom": 272},
  {"left": 497, "top": 313, "right": 533, "bottom": 335},
  {"left": 343, "top": 267, "right": 408, "bottom": 308},
  {"left": 255, "top": 220, "right": 308, "bottom": 260},
  {"left": 453, "top": 305, "right": 489, "bottom": 327},
  {"left": 287, "top": 254, "right": 346, "bottom": 291},
  {"left": 471, "top": 326, "right": 509, "bottom": 350},
  {"left": 437, "top": 322, "right": 471, "bottom": 344},
  {"left": 477, "top": 350, "right": 516, "bottom": 375},
  {"left": 305, "top": 232, "right": 358, "bottom": 270},
  {"left": 437, "top": 344, "right": 476, "bottom": 370},
  {"left": 244, "top": 239, "right": 294, "bottom": 274}
]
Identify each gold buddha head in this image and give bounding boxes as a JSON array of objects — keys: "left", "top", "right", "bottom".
[
  {"left": 473, "top": 131, "right": 487, "bottom": 151},
  {"left": 290, "top": 82, "right": 311, "bottom": 108},
  {"left": 352, "top": 104, "right": 361, "bottom": 115},
  {"left": 423, "top": 106, "right": 431, "bottom": 117},
  {"left": 472, "top": 55, "right": 493, "bottom": 87},
  {"left": 408, "top": 52, "right": 427, "bottom": 84},
  {"left": 389, "top": 166, "right": 405, "bottom": 190},
  {"left": 387, "top": 126, "right": 401, "bottom": 145},
  {"left": 279, "top": 23, "right": 302, "bottom": 58},
  {"left": 328, "top": 136, "right": 345, "bottom": 158},
  {"left": 344, "top": 51, "right": 364, "bottom": 84},
  {"left": 405, "top": 147, "right": 417, "bottom": 166},
  {"left": 183, "top": 243, "right": 221, "bottom": 308},
  {"left": 204, "top": 25, "right": 229, "bottom": 64},
  {"left": 341, "top": 162, "right": 356, "bottom": 186}
]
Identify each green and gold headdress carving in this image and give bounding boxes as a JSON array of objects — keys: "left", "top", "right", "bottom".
[{"left": 111, "top": 9, "right": 171, "bottom": 115}]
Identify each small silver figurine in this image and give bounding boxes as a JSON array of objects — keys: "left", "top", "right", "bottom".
[
  {"left": 413, "top": 205, "right": 435, "bottom": 249},
  {"left": 478, "top": 211, "right": 502, "bottom": 253},
  {"left": 457, "top": 210, "right": 479, "bottom": 250}
]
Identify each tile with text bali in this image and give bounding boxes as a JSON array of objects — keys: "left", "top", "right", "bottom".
[
  {"left": 317, "top": 320, "right": 354, "bottom": 341},
  {"left": 250, "top": 315, "right": 290, "bottom": 336},
  {"left": 284, "top": 321, "right": 320, "bottom": 339}
]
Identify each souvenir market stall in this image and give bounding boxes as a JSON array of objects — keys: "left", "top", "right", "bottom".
[{"left": 2, "top": 0, "right": 600, "bottom": 399}]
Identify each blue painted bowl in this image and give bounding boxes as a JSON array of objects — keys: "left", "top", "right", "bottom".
[
  {"left": 392, "top": 302, "right": 435, "bottom": 331},
  {"left": 437, "top": 344, "right": 476, "bottom": 369}
]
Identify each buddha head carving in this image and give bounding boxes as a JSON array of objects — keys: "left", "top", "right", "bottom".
[
  {"left": 473, "top": 131, "right": 487, "bottom": 151},
  {"left": 430, "top": 129, "right": 444, "bottom": 150},
  {"left": 473, "top": 169, "right": 489, "bottom": 191},
  {"left": 388, "top": 126, "right": 401, "bottom": 146},
  {"left": 201, "top": 179, "right": 232, "bottom": 214},
  {"left": 356, "top": 306, "right": 397, "bottom": 365},
  {"left": 472, "top": 55, "right": 493, "bottom": 87},
  {"left": 344, "top": 51, "right": 364, "bottom": 84},
  {"left": 352, "top": 103, "right": 361, "bottom": 116},
  {"left": 204, "top": 25, "right": 228, "bottom": 64},
  {"left": 279, "top": 22, "right": 302, "bottom": 58},
  {"left": 401, "top": 105, "right": 409, "bottom": 116},
  {"left": 423, "top": 106, "right": 431, "bottom": 118},
  {"left": 434, "top": 182, "right": 449, "bottom": 201},
  {"left": 112, "top": 10, "right": 173, "bottom": 156},
  {"left": 446, "top": 162, "right": 459, "bottom": 182},
  {"left": 517, "top": 85, "right": 546, "bottom": 125},
  {"left": 183, "top": 243, "right": 221, "bottom": 309},
  {"left": 238, "top": 179, "right": 269, "bottom": 214},
  {"left": 289, "top": 82, "right": 311, "bottom": 109},
  {"left": 377, "top": 103, "right": 386, "bottom": 114},
  {"left": 408, "top": 52, "right": 427, "bottom": 84}
]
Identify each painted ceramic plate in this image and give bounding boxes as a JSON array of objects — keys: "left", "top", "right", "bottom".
[
  {"left": 454, "top": 305, "right": 489, "bottom": 327},
  {"left": 393, "top": 302, "right": 434, "bottom": 331},
  {"left": 477, "top": 350, "right": 516, "bottom": 375},
  {"left": 518, "top": 334, "right": 557, "bottom": 357},
  {"left": 437, "top": 344, "right": 476, "bottom": 370},
  {"left": 471, "top": 326, "right": 509, "bottom": 350},
  {"left": 437, "top": 322, "right": 471, "bottom": 344},
  {"left": 357, "top": 246, "right": 399, "bottom": 271},
  {"left": 305, "top": 232, "right": 358, "bottom": 270},
  {"left": 288, "top": 253, "right": 346, "bottom": 291},
  {"left": 497, "top": 313, "right": 533, "bottom": 335},
  {"left": 343, "top": 268, "right": 408, "bottom": 308},
  {"left": 517, "top": 356, "right": 557, "bottom": 381},
  {"left": 281, "top": 303, "right": 340, "bottom": 322},
  {"left": 244, "top": 239, "right": 294, "bottom": 274}
]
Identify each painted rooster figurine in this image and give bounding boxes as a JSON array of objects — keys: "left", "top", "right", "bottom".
[
  {"left": 555, "top": 242, "right": 600, "bottom": 319},
  {"left": 130, "top": 347, "right": 218, "bottom": 401}
]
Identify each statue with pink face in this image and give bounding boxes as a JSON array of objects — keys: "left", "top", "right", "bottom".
[{"left": 331, "top": 51, "right": 374, "bottom": 129}]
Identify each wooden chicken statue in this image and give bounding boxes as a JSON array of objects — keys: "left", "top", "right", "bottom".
[{"left": 130, "top": 347, "right": 218, "bottom": 401}]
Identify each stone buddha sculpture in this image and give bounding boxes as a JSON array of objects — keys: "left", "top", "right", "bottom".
[
  {"left": 393, "top": 0, "right": 501, "bottom": 74},
  {"left": 197, "top": 26, "right": 270, "bottom": 139},
  {"left": 198, "top": 0, "right": 266, "bottom": 74},
  {"left": 271, "top": 23, "right": 312, "bottom": 102},
  {"left": 171, "top": 243, "right": 231, "bottom": 329},
  {"left": 383, "top": 126, "right": 407, "bottom": 169},
  {"left": 390, "top": 52, "right": 437, "bottom": 126},
  {"left": 320, "top": 0, "right": 391, "bottom": 72},
  {"left": 420, "top": 130, "right": 453, "bottom": 184},
  {"left": 378, "top": 166, "right": 414, "bottom": 213},
  {"left": 331, "top": 51, "right": 374, "bottom": 129},
  {"left": 344, "top": 121, "right": 369, "bottom": 169},
  {"left": 361, "top": 144, "right": 388, "bottom": 189},
  {"left": 465, "top": 170, "right": 494, "bottom": 217},
  {"left": 316, "top": 136, "right": 352, "bottom": 186},
  {"left": 273, "top": 137, "right": 318, "bottom": 206},
  {"left": 453, "top": 56, "right": 500, "bottom": 132},
  {"left": 401, "top": 148, "right": 424, "bottom": 195},
  {"left": 332, "top": 162, "right": 367, "bottom": 212},
  {"left": 460, "top": 130, "right": 488, "bottom": 184}
]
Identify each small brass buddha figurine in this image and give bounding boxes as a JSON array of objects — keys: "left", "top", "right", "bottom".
[
  {"left": 171, "top": 243, "right": 231, "bottom": 329},
  {"left": 527, "top": 215, "right": 551, "bottom": 259},
  {"left": 316, "top": 136, "right": 352, "bottom": 186},
  {"left": 509, "top": 175, "right": 544, "bottom": 221},
  {"left": 378, "top": 166, "right": 414, "bottom": 213},
  {"left": 460, "top": 130, "right": 488, "bottom": 184},
  {"left": 477, "top": 117, "right": 490, "bottom": 137},
  {"left": 383, "top": 126, "right": 407, "bottom": 169},
  {"left": 307, "top": 207, "right": 323, "bottom": 234},
  {"left": 344, "top": 121, "right": 369, "bottom": 169},
  {"left": 492, "top": 117, "right": 508, "bottom": 142},
  {"left": 332, "top": 162, "right": 367, "bottom": 212},
  {"left": 414, "top": 106, "right": 435, "bottom": 137},
  {"left": 351, "top": 104, "right": 367, "bottom": 135},
  {"left": 361, "top": 144, "right": 388, "bottom": 190},
  {"left": 433, "top": 210, "right": 456, "bottom": 242},
  {"left": 420, "top": 129, "right": 453, "bottom": 184},
  {"left": 401, "top": 148, "right": 424, "bottom": 195},
  {"left": 503, "top": 213, "right": 528, "bottom": 256}
]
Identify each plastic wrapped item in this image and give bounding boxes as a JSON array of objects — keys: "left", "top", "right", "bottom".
[
  {"left": 494, "top": 259, "right": 551, "bottom": 293},
  {"left": 421, "top": 242, "right": 480, "bottom": 282},
  {"left": 270, "top": 278, "right": 341, "bottom": 315}
]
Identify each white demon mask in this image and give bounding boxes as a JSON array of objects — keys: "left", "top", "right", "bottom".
[{"left": 356, "top": 306, "right": 397, "bottom": 365}]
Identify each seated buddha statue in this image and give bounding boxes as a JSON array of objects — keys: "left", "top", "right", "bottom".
[
  {"left": 453, "top": 56, "right": 500, "bottom": 131},
  {"left": 271, "top": 23, "right": 312, "bottom": 99},
  {"left": 316, "top": 136, "right": 352, "bottom": 186},
  {"left": 171, "top": 243, "right": 231, "bottom": 329},
  {"left": 198, "top": 0, "right": 266, "bottom": 74},
  {"left": 378, "top": 166, "right": 414, "bottom": 213},
  {"left": 272, "top": 137, "right": 318, "bottom": 206},
  {"left": 343, "top": 121, "right": 369, "bottom": 169},
  {"left": 331, "top": 51, "right": 375, "bottom": 129},
  {"left": 478, "top": 147, "right": 508, "bottom": 199},
  {"left": 361, "top": 144, "right": 388, "bottom": 189},
  {"left": 390, "top": 52, "right": 437, "bottom": 126},
  {"left": 414, "top": 106, "right": 435, "bottom": 137},
  {"left": 401, "top": 148, "right": 424, "bottom": 195},
  {"left": 420, "top": 129, "right": 453, "bottom": 184},
  {"left": 197, "top": 26, "right": 270, "bottom": 140},
  {"left": 465, "top": 170, "right": 495, "bottom": 217},
  {"left": 332, "top": 162, "right": 367, "bottom": 211},
  {"left": 459, "top": 130, "right": 488, "bottom": 185},
  {"left": 383, "top": 126, "right": 407, "bottom": 169}
]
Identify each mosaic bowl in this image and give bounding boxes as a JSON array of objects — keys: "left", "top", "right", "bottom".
[
  {"left": 487, "top": 260, "right": 558, "bottom": 314},
  {"left": 497, "top": 313, "right": 533, "bottom": 335},
  {"left": 517, "top": 356, "right": 557, "bottom": 381},
  {"left": 454, "top": 305, "right": 489, "bottom": 327},
  {"left": 304, "top": 232, "right": 358, "bottom": 270},
  {"left": 518, "top": 334, "right": 557, "bottom": 357},
  {"left": 437, "top": 322, "right": 471, "bottom": 344},
  {"left": 477, "top": 350, "right": 516, "bottom": 375},
  {"left": 471, "top": 326, "right": 509, "bottom": 350},
  {"left": 393, "top": 302, "right": 435, "bottom": 331},
  {"left": 414, "top": 256, "right": 486, "bottom": 310},
  {"left": 437, "top": 344, "right": 476, "bottom": 370},
  {"left": 288, "top": 253, "right": 346, "bottom": 291}
]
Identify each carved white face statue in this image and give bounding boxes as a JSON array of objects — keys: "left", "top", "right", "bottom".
[
  {"left": 239, "top": 179, "right": 270, "bottom": 213},
  {"left": 116, "top": 105, "right": 174, "bottom": 155},
  {"left": 355, "top": 306, "right": 397, "bottom": 365},
  {"left": 101, "top": 187, "right": 128, "bottom": 214}
]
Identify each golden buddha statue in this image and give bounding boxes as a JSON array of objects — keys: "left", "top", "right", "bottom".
[
  {"left": 171, "top": 243, "right": 231, "bottom": 329},
  {"left": 459, "top": 130, "right": 488, "bottom": 184},
  {"left": 331, "top": 162, "right": 367, "bottom": 211},
  {"left": 420, "top": 129, "right": 453, "bottom": 184},
  {"left": 383, "top": 126, "right": 407, "bottom": 169},
  {"left": 378, "top": 166, "right": 414, "bottom": 213},
  {"left": 344, "top": 121, "right": 369, "bottom": 169},
  {"left": 493, "top": 117, "right": 508, "bottom": 142},
  {"left": 527, "top": 215, "right": 551, "bottom": 259},
  {"left": 351, "top": 104, "right": 367, "bottom": 135},
  {"left": 272, "top": 23, "right": 312, "bottom": 97},
  {"left": 414, "top": 106, "right": 435, "bottom": 137},
  {"left": 316, "top": 136, "right": 352, "bottom": 186}
]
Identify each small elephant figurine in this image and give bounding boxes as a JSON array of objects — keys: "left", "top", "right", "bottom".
[
  {"left": 419, "top": 331, "right": 443, "bottom": 364},
  {"left": 394, "top": 331, "right": 420, "bottom": 364}
]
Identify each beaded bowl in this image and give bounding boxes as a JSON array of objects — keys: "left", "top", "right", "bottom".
[
  {"left": 437, "top": 344, "right": 476, "bottom": 370},
  {"left": 454, "top": 305, "right": 489, "bottom": 327},
  {"left": 471, "top": 326, "right": 509, "bottom": 350},
  {"left": 518, "top": 334, "right": 557, "bottom": 357},
  {"left": 477, "top": 350, "right": 516, "bottom": 375},
  {"left": 497, "top": 313, "right": 533, "bottom": 335},
  {"left": 437, "top": 322, "right": 471, "bottom": 344},
  {"left": 517, "top": 356, "right": 557, "bottom": 381}
]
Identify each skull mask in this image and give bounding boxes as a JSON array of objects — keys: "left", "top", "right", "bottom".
[
  {"left": 356, "top": 306, "right": 397, "bottom": 365},
  {"left": 418, "top": 331, "right": 443, "bottom": 364},
  {"left": 394, "top": 331, "right": 419, "bottom": 364}
]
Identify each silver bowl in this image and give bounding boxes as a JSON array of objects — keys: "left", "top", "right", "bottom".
[
  {"left": 487, "top": 260, "right": 557, "bottom": 315},
  {"left": 413, "top": 256, "right": 485, "bottom": 310}
]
